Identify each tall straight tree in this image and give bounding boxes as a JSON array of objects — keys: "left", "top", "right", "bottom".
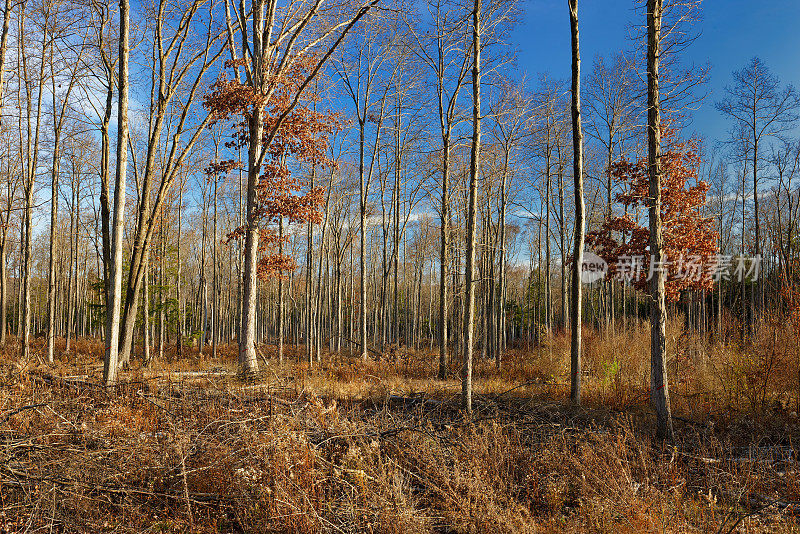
[
  {"left": 46, "top": 10, "right": 88, "bottom": 364},
  {"left": 116, "top": 0, "right": 226, "bottom": 367},
  {"left": 462, "top": 0, "right": 481, "bottom": 413},
  {"left": 584, "top": 52, "right": 639, "bottom": 334},
  {"left": 219, "top": 0, "right": 376, "bottom": 374},
  {"left": 0, "top": 157, "right": 17, "bottom": 350},
  {"left": 83, "top": 0, "right": 117, "bottom": 315},
  {"left": 0, "top": 0, "right": 13, "bottom": 349},
  {"left": 647, "top": 0, "right": 673, "bottom": 440},
  {"left": 488, "top": 81, "right": 531, "bottom": 366},
  {"left": 530, "top": 76, "right": 565, "bottom": 338},
  {"left": 407, "top": 0, "right": 471, "bottom": 379},
  {"left": 19, "top": 0, "right": 51, "bottom": 362},
  {"left": 333, "top": 15, "right": 395, "bottom": 361},
  {"left": 103, "top": 0, "right": 130, "bottom": 386},
  {"left": 568, "top": 0, "right": 584, "bottom": 406}
]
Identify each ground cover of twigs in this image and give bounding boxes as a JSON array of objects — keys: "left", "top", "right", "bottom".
[{"left": 1, "top": 338, "right": 800, "bottom": 533}]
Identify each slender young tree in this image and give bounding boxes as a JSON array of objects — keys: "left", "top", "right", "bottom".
[
  {"left": 219, "top": 0, "right": 378, "bottom": 374},
  {"left": 0, "top": 157, "right": 17, "bottom": 350},
  {"left": 407, "top": 0, "right": 471, "bottom": 378},
  {"left": 488, "top": 81, "right": 530, "bottom": 366},
  {"left": 116, "top": 0, "right": 226, "bottom": 366},
  {"left": 46, "top": 12, "right": 88, "bottom": 363},
  {"left": 462, "top": 0, "right": 481, "bottom": 413},
  {"left": 568, "top": 0, "right": 584, "bottom": 406},
  {"left": 647, "top": 0, "right": 673, "bottom": 440},
  {"left": 103, "top": 0, "right": 130, "bottom": 386},
  {"left": 19, "top": 0, "right": 51, "bottom": 361},
  {"left": 0, "top": 0, "right": 13, "bottom": 349}
]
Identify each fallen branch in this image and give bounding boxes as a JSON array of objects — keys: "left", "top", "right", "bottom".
[{"left": 0, "top": 404, "right": 46, "bottom": 426}]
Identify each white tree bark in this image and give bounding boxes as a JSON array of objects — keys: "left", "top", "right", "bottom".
[
  {"left": 647, "top": 0, "right": 673, "bottom": 440},
  {"left": 103, "top": 0, "right": 130, "bottom": 386}
]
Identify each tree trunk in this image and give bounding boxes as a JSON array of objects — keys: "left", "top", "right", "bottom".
[
  {"left": 646, "top": 0, "right": 674, "bottom": 440},
  {"left": 498, "top": 156, "right": 507, "bottom": 363},
  {"left": 278, "top": 216, "right": 284, "bottom": 363},
  {"left": 212, "top": 168, "right": 219, "bottom": 360},
  {"left": 158, "top": 212, "right": 165, "bottom": 360},
  {"left": 65, "top": 167, "right": 79, "bottom": 354},
  {"left": 306, "top": 168, "right": 315, "bottom": 365},
  {"left": 359, "top": 119, "right": 369, "bottom": 360},
  {"left": 143, "top": 257, "right": 151, "bottom": 364},
  {"left": 21, "top": 9, "right": 48, "bottom": 362},
  {"left": 0, "top": 0, "right": 11, "bottom": 349},
  {"left": 103, "top": 0, "right": 130, "bottom": 386},
  {"left": 438, "top": 137, "right": 451, "bottom": 379},
  {"left": 239, "top": 105, "right": 265, "bottom": 373},
  {"left": 568, "top": 0, "right": 584, "bottom": 406},
  {"left": 545, "top": 151, "right": 552, "bottom": 337},
  {"left": 559, "top": 165, "right": 568, "bottom": 330},
  {"left": 462, "top": 0, "right": 481, "bottom": 413},
  {"left": 176, "top": 186, "right": 184, "bottom": 358}
]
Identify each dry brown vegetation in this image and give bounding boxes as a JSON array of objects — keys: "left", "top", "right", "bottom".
[{"left": 2, "top": 322, "right": 800, "bottom": 533}]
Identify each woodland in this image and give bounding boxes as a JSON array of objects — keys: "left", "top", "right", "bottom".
[{"left": 1, "top": 0, "right": 800, "bottom": 531}]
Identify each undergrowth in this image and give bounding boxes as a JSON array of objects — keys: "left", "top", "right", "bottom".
[{"left": 1, "top": 321, "right": 799, "bottom": 533}]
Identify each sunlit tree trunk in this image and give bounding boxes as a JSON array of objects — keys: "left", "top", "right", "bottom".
[
  {"left": 306, "top": 168, "right": 315, "bottom": 365},
  {"left": 65, "top": 160, "right": 79, "bottom": 354},
  {"left": 462, "top": 0, "right": 481, "bottom": 412},
  {"left": 212, "top": 164, "right": 219, "bottom": 360},
  {"left": 358, "top": 117, "right": 369, "bottom": 360},
  {"left": 647, "top": 0, "right": 674, "bottom": 440},
  {"left": 176, "top": 186, "right": 184, "bottom": 358},
  {"left": 239, "top": 0, "right": 266, "bottom": 374},
  {"left": 277, "top": 216, "right": 284, "bottom": 363},
  {"left": 558, "top": 162, "right": 568, "bottom": 330},
  {"left": 497, "top": 146, "right": 508, "bottom": 366},
  {"left": 544, "top": 150, "right": 552, "bottom": 336},
  {"left": 568, "top": 0, "right": 584, "bottom": 405},
  {"left": 143, "top": 257, "right": 151, "bottom": 364},
  {"left": 103, "top": 0, "right": 130, "bottom": 386},
  {"left": 21, "top": 4, "right": 48, "bottom": 362},
  {"left": 0, "top": 0, "right": 11, "bottom": 349}
]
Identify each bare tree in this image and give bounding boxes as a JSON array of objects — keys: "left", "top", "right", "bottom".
[
  {"left": 407, "top": 0, "right": 470, "bottom": 379},
  {"left": 0, "top": 0, "right": 13, "bottom": 349},
  {"left": 101, "top": 0, "right": 130, "bottom": 384},
  {"left": 646, "top": 0, "right": 673, "bottom": 440},
  {"left": 461, "top": 0, "right": 481, "bottom": 413},
  {"left": 46, "top": 4, "right": 88, "bottom": 363},
  {"left": 0, "top": 150, "right": 18, "bottom": 349},
  {"left": 103, "top": 0, "right": 130, "bottom": 386},
  {"left": 488, "top": 80, "right": 530, "bottom": 366},
  {"left": 333, "top": 11, "right": 397, "bottom": 360},
  {"left": 568, "top": 0, "right": 584, "bottom": 406}
]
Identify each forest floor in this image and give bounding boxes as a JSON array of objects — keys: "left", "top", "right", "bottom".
[{"left": 1, "top": 330, "right": 800, "bottom": 533}]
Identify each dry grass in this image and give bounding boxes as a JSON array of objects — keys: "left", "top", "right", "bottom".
[{"left": 1, "top": 325, "right": 799, "bottom": 533}]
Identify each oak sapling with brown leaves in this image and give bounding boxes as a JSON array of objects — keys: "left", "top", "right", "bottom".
[{"left": 204, "top": 56, "right": 342, "bottom": 280}]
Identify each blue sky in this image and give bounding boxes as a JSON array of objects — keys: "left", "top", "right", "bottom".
[{"left": 510, "top": 0, "right": 800, "bottom": 145}]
